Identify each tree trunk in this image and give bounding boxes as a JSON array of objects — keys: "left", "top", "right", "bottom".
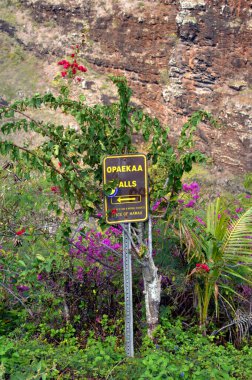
[{"left": 142, "top": 253, "right": 161, "bottom": 337}]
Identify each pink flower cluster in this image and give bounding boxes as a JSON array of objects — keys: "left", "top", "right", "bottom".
[
  {"left": 152, "top": 199, "right": 161, "bottom": 211},
  {"left": 235, "top": 207, "right": 243, "bottom": 213},
  {"left": 195, "top": 216, "right": 206, "bottom": 226},
  {"left": 69, "top": 225, "right": 123, "bottom": 282},
  {"left": 179, "top": 181, "right": 200, "bottom": 208},
  {"left": 182, "top": 182, "right": 200, "bottom": 194}
]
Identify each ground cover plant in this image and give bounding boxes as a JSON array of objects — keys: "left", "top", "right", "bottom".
[{"left": 0, "top": 46, "right": 252, "bottom": 379}]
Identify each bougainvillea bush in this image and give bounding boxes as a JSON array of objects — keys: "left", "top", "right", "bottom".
[{"left": 0, "top": 168, "right": 147, "bottom": 344}]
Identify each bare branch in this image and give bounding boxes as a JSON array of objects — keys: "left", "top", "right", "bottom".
[{"left": 0, "top": 281, "right": 33, "bottom": 317}]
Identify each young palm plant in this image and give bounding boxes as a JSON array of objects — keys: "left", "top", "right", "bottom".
[{"left": 182, "top": 198, "right": 252, "bottom": 334}]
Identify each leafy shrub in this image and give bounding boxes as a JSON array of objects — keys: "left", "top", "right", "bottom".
[
  {"left": 112, "top": 317, "right": 252, "bottom": 380},
  {"left": 0, "top": 335, "right": 124, "bottom": 379},
  {"left": 2, "top": 320, "right": 252, "bottom": 380}
]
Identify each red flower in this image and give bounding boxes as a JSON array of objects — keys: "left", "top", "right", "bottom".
[
  {"left": 61, "top": 71, "right": 67, "bottom": 77},
  {"left": 63, "top": 61, "right": 70, "bottom": 69},
  {"left": 51, "top": 186, "right": 60, "bottom": 193},
  {"left": 196, "top": 263, "right": 210, "bottom": 273},
  {"left": 202, "top": 264, "right": 210, "bottom": 272},
  {"left": 58, "top": 60, "right": 67, "bottom": 65},
  {"left": 76, "top": 45, "right": 79, "bottom": 48},
  {"left": 58, "top": 162, "right": 62, "bottom": 167},
  {"left": 111, "top": 209, "right": 117, "bottom": 215},
  {"left": 71, "top": 53, "right": 75, "bottom": 57},
  {"left": 78, "top": 65, "right": 87, "bottom": 72},
  {"left": 72, "top": 68, "right": 77, "bottom": 75},
  {"left": 76, "top": 77, "right": 82, "bottom": 82},
  {"left": 16, "top": 228, "right": 25, "bottom": 236}
]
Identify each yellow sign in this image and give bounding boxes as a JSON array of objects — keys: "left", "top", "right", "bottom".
[{"left": 103, "top": 154, "right": 149, "bottom": 224}]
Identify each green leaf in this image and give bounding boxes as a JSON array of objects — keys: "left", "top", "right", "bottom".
[
  {"left": 17, "top": 260, "right": 26, "bottom": 267},
  {"left": 54, "top": 145, "right": 59, "bottom": 156},
  {"left": 36, "top": 254, "right": 45, "bottom": 262}
]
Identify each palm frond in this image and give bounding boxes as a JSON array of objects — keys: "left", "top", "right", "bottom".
[
  {"left": 212, "top": 309, "right": 252, "bottom": 343},
  {"left": 222, "top": 207, "right": 252, "bottom": 257},
  {"left": 206, "top": 198, "right": 229, "bottom": 241},
  {"left": 219, "top": 283, "right": 247, "bottom": 300},
  {"left": 178, "top": 221, "right": 206, "bottom": 262},
  {"left": 222, "top": 267, "right": 252, "bottom": 286}
]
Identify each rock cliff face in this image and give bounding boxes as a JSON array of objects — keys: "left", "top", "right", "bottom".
[{"left": 2, "top": 0, "right": 252, "bottom": 172}]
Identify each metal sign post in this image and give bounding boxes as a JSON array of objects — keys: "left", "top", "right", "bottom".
[
  {"left": 102, "top": 154, "right": 149, "bottom": 358},
  {"left": 122, "top": 223, "right": 134, "bottom": 357}
]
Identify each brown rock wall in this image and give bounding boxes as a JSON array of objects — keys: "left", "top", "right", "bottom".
[
  {"left": 6, "top": 0, "right": 252, "bottom": 171},
  {"left": 85, "top": 0, "right": 252, "bottom": 171}
]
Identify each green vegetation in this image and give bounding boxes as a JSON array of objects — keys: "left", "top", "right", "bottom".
[
  {"left": 0, "top": 50, "right": 251, "bottom": 378},
  {"left": 0, "top": 0, "right": 20, "bottom": 25},
  {"left": 1, "top": 315, "right": 252, "bottom": 379}
]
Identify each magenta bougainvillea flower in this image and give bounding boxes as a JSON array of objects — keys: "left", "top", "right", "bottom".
[
  {"left": 182, "top": 182, "right": 200, "bottom": 194},
  {"left": 235, "top": 207, "right": 243, "bottom": 213},
  {"left": 152, "top": 199, "right": 161, "bottom": 211},
  {"left": 17, "top": 285, "right": 30, "bottom": 292},
  {"left": 184, "top": 200, "right": 195, "bottom": 208},
  {"left": 180, "top": 181, "right": 201, "bottom": 209},
  {"left": 195, "top": 216, "right": 206, "bottom": 226}
]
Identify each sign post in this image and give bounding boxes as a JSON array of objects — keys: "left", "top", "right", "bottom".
[
  {"left": 122, "top": 223, "right": 134, "bottom": 357},
  {"left": 103, "top": 154, "right": 149, "bottom": 357}
]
